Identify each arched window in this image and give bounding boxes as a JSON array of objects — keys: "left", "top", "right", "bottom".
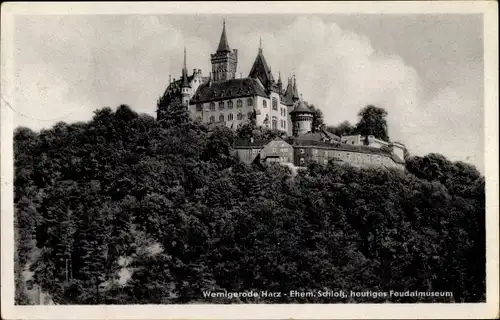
[
  {"left": 263, "top": 100, "right": 267, "bottom": 108},
  {"left": 228, "top": 113, "right": 233, "bottom": 121},
  {"left": 209, "top": 115, "right": 215, "bottom": 123},
  {"left": 272, "top": 116, "right": 278, "bottom": 130},
  {"left": 272, "top": 98, "right": 278, "bottom": 110},
  {"left": 247, "top": 98, "right": 253, "bottom": 107},
  {"left": 210, "top": 102, "right": 216, "bottom": 111},
  {"left": 228, "top": 100, "right": 233, "bottom": 109},
  {"left": 219, "top": 101, "right": 224, "bottom": 110},
  {"left": 237, "top": 99, "right": 243, "bottom": 108},
  {"left": 219, "top": 114, "right": 224, "bottom": 122},
  {"left": 237, "top": 113, "right": 243, "bottom": 120}
]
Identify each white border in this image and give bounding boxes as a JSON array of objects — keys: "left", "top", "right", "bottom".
[{"left": 1, "top": 2, "right": 498, "bottom": 319}]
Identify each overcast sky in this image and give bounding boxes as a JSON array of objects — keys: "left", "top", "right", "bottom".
[{"left": 12, "top": 14, "right": 484, "bottom": 171}]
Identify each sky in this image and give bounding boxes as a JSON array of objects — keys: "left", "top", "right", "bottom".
[{"left": 11, "top": 14, "right": 484, "bottom": 171}]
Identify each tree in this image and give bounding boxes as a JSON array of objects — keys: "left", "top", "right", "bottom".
[
  {"left": 308, "top": 105, "right": 324, "bottom": 133},
  {"left": 353, "top": 105, "right": 389, "bottom": 141},
  {"left": 15, "top": 102, "right": 485, "bottom": 304},
  {"left": 325, "top": 121, "right": 355, "bottom": 137},
  {"left": 157, "top": 96, "right": 190, "bottom": 126}
]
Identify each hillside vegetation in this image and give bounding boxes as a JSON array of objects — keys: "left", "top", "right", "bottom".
[{"left": 14, "top": 101, "right": 485, "bottom": 304}]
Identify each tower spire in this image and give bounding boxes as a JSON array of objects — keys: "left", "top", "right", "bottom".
[
  {"left": 217, "top": 19, "right": 231, "bottom": 52},
  {"left": 183, "top": 46, "right": 187, "bottom": 71},
  {"left": 292, "top": 74, "right": 299, "bottom": 102},
  {"left": 259, "top": 37, "right": 262, "bottom": 53},
  {"left": 182, "top": 47, "right": 189, "bottom": 88}
]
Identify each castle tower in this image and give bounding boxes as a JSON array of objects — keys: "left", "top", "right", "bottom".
[
  {"left": 248, "top": 37, "right": 275, "bottom": 91},
  {"left": 211, "top": 19, "right": 238, "bottom": 82},
  {"left": 290, "top": 98, "right": 314, "bottom": 136},
  {"left": 277, "top": 71, "right": 283, "bottom": 93},
  {"left": 292, "top": 75, "right": 300, "bottom": 102},
  {"left": 181, "top": 47, "right": 191, "bottom": 106}
]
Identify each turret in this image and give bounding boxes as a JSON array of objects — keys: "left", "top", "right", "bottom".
[
  {"left": 277, "top": 71, "right": 282, "bottom": 93},
  {"left": 211, "top": 19, "right": 238, "bottom": 81},
  {"left": 292, "top": 75, "right": 299, "bottom": 102},
  {"left": 181, "top": 47, "right": 191, "bottom": 106},
  {"left": 290, "top": 98, "right": 314, "bottom": 136}
]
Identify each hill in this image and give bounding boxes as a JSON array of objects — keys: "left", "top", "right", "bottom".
[{"left": 13, "top": 104, "right": 485, "bottom": 304}]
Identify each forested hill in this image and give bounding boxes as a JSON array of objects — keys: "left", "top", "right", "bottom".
[{"left": 14, "top": 103, "right": 485, "bottom": 304}]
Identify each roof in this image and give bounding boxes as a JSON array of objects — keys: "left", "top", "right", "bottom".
[
  {"left": 234, "top": 136, "right": 288, "bottom": 149},
  {"left": 190, "top": 77, "right": 268, "bottom": 104},
  {"left": 290, "top": 138, "right": 405, "bottom": 164},
  {"left": 248, "top": 48, "right": 274, "bottom": 89},
  {"left": 292, "top": 78, "right": 299, "bottom": 100},
  {"left": 283, "top": 79, "right": 294, "bottom": 106},
  {"left": 217, "top": 20, "right": 231, "bottom": 53},
  {"left": 290, "top": 100, "right": 313, "bottom": 114},
  {"left": 234, "top": 138, "right": 273, "bottom": 148}
]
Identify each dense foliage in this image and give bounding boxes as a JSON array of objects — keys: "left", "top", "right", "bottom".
[
  {"left": 326, "top": 105, "right": 389, "bottom": 141},
  {"left": 14, "top": 100, "right": 485, "bottom": 304}
]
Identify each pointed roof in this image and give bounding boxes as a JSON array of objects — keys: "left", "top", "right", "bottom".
[
  {"left": 292, "top": 75, "right": 299, "bottom": 100},
  {"left": 283, "top": 78, "right": 294, "bottom": 106},
  {"left": 182, "top": 47, "right": 190, "bottom": 87},
  {"left": 248, "top": 45, "right": 274, "bottom": 89},
  {"left": 216, "top": 19, "right": 231, "bottom": 53},
  {"left": 290, "top": 98, "right": 313, "bottom": 114}
]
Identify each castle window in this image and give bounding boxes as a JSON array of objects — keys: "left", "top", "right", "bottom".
[
  {"left": 272, "top": 98, "right": 278, "bottom": 110},
  {"left": 219, "top": 101, "right": 225, "bottom": 110},
  {"left": 300, "top": 149, "right": 304, "bottom": 154},
  {"left": 209, "top": 115, "right": 215, "bottom": 123},
  {"left": 283, "top": 122, "right": 286, "bottom": 129},
  {"left": 228, "top": 100, "right": 233, "bottom": 109},
  {"left": 210, "top": 102, "right": 216, "bottom": 111},
  {"left": 263, "top": 100, "right": 267, "bottom": 108},
  {"left": 237, "top": 113, "right": 243, "bottom": 120},
  {"left": 237, "top": 99, "right": 243, "bottom": 108},
  {"left": 272, "top": 116, "right": 278, "bottom": 130},
  {"left": 247, "top": 98, "right": 253, "bottom": 107},
  {"left": 196, "top": 103, "right": 203, "bottom": 112},
  {"left": 219, "top": 114, "right": 224, "bottom": 122},
  {"left": 300, "top": 158, "right": 305, "bottom": 165},
  {"left": 228, "top": 113, "right": 233, "bottom": 121}
]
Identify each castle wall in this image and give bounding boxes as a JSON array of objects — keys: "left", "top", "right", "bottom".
[
  {"left": 293, "top": 145, "right": 403, "bottom": 169},
  {"left": 260, "top": 139, "right": 294, "bottom": 163},
  {"left": 189, "top": 95, "right": 259, "bottom": 129}
]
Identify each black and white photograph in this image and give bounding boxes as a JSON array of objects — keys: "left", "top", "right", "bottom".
[{"left": 1, "top": 2, "right": 498, "bottom": 319}]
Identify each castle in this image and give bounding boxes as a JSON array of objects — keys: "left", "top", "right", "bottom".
[{"left": 158, "top": 21, "right": 406, "bottom": 170}]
